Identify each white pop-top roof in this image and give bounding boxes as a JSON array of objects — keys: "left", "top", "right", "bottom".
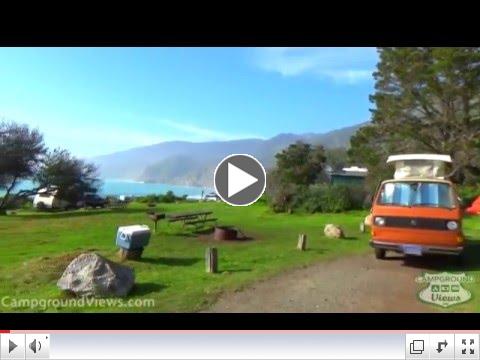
[
  {"left": 37, "top": 186, "right": 59, "bottom": 195},
  {"left": 386, "top": 154, "right": 452, "bottom": 179},
  {"left": 387, "top": 154, "right": 452, "bottom": 163},
  {"left": 342, "top": 166, "right": 368, "bottom": 173}
]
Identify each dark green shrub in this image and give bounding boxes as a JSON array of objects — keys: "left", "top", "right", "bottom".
[
  {"left": 138, "top": 191, "right": 184, "bottom": 204},
  {"left": 138, "top": 194, "right": 160, "bottom": 203},
  {"left": 458, "top": 185, "right": 480, "bottom": 208},
  {"left": 347, "top": 185, "right": 371, "bottom": 210},
  {"left": 266, "top": 183, "right": 303, "bottom": 213},
  {"left": 161, "top": 190, "right": 176, "bottom": 203},
  {"left": 300, "top": 185, "right": 324, "bottom": 213},
  {"left": 319, "top": 184, "right": 352, "bottom": 213},
  {"left": 270, "top": 183, "right": 368, "bottom": 214}
]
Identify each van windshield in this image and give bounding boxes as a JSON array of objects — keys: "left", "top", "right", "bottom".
[{"left": 378, "top": 182, "right": 455, "bottom": 208}]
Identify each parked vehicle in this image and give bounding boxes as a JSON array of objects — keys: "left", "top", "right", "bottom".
[
  {"left": 369, "top": 154, "right": 464, "bottom": 260},
  {"left": 203, "top": 192, "right": 220, "bottom": 202},
  {"left": 33, "top": 186, "right": 70, "bottom": 210}
]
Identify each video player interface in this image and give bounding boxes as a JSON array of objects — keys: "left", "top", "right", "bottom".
[{"left": 0, "top": 47, "right": 479, "bottom": 314}]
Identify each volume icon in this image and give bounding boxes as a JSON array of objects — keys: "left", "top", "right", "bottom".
[{"left": 29, "top": 338, "right": 42, "bottom": 354}]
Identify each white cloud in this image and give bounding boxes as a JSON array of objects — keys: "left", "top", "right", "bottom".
[{"left": 252, "top": 47, "right": 377, "bottom": 84}]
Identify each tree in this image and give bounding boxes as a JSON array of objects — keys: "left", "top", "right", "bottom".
[
  {"left": 324, "top": 147, "right": 349, "bottom": 172},
  {"left": 274, "top": 141, "right": 326, "bottom": 186},
  {"left": 266, "top": 141, "right": 326, "bottom": 212},
  {"left": 34, "top": 149, "right": 101, "bottom": 204},
  {"left": 349, "top": 47, "right": 480, "bottom": 185},
  {"left": 0, "top": 121, "right": 46, "bottom": 211}
]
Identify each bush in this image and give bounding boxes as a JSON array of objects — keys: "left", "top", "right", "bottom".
[
  {"left": 320, "top": 185, "right": 352, "bottom": 213},
  {"left": 138, "top": 194, "right": 161, "bottom": 204},
  {"left": 268, "top": 183, "right": 369, "bottom": 214},
  {"left": 0, "top": 195, "right": 33, "bottom": 210},
  {"left": 266, "top": 182, "right": 302, "bottom": 213},
  {"left": 458, "top": 185, "right": 480, "bottom": 208},
  {"left": 162, "top": 190, "right": 176, "bottom": 203},
  {"left": 298, "top": 184, "right": 351, "bottom": 213},
  {"left": 137, "top": 191, "right": 183, "bottom": 204}
]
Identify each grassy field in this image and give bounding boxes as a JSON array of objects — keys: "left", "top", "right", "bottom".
[{"left": 0, "top": 200, "right": 479, "bottom": 312}]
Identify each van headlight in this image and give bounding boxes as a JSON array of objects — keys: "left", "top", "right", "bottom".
[
  {"left": 374, "top": 217, "right": 386, "bottom": 226},
  {"left": 446, "top": 221, "right": 458, "bottom": 231}
]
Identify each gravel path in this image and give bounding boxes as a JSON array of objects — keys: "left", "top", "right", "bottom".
[{"left": 206, "top": 253, "right": 438, "bottom": 312}]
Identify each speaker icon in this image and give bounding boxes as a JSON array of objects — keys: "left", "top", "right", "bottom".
[{"left": 29, "top": 338, "right": 42, "bottom": 354}]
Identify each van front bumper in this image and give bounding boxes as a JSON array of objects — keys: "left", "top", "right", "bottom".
[{"left": 370, "top": 240, "right": 464, "bottom": 256}]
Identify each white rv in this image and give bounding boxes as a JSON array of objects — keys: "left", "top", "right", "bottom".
[{"left": 33, "top": 186, "right": 70, "bottom": 210}]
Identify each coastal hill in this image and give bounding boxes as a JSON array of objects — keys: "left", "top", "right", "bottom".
[{"left": 92, "top": 122, "right": 365, "bottom": 187}]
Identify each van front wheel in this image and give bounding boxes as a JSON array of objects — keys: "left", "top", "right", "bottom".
[{"left": 375, "top": 248, "right": 386, "bottom": 259}]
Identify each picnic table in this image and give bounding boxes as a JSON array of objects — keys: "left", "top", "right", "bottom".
[{"left": 166, "top": 210, "right": 217, "bottom": 228}]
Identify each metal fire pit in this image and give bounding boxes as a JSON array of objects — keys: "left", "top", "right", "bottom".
[{"left": 214, "top": 226, "right": 239, "bottom": 241}]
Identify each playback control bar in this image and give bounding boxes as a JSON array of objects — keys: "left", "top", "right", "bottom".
[{"left": 1, "top": 331, "right": 480, "bottom": 360}]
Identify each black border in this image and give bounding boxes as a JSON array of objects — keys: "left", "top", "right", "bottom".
[
  {"left": 1, "top": 313, "right": 478, "bottom": 330},
  {"left": 1, "top": 12, "right": 480, "bottom": 47}
]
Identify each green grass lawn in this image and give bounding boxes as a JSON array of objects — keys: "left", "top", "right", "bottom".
[{"left": 0, "top": 201, "right": 479, "bottom": 312}]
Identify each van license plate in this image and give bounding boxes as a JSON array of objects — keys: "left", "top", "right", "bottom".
[{"left": 403, "top": 245, "right": 423, "bottom": 256}]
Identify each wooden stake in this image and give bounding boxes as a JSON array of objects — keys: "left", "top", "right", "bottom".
[
  {"left": 359, "top": 222, "right": 365, "bottom": 233},
  {"left": 297, "top": 234, "right": 307, "bottom": 251},
  {"left": 205, "top": 247, "right": 218, "bottom": 273}
]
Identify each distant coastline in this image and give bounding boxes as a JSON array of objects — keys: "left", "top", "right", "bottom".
[{"left": 0, "top": 179, "right": 212, "bottom": 198}]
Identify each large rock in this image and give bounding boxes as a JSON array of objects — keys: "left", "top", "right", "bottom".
[
  {"left": 57, "top": 253, "right": 135, "bottom": 297},
  {"left": 324, "top": 224, "right": 344, "bottom": 239}
]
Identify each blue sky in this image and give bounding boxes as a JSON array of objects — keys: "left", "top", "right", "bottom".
[{"left": 0, "top": 47, "right": 378, "bottom": 158}]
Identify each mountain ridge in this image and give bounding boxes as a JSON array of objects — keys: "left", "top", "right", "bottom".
[{"left": 92, "top": 122, "right": 367, "bottom": 187}]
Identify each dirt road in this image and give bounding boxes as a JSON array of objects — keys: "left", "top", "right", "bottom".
[{"left": 207, "top": 253, "right": 440, "bottom": 312}]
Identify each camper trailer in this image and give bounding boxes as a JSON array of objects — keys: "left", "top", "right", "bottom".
[
  {"left": 33, "top": 186, "right": 70, "bottom": 210},
  {"left": 369, "top": 154, "right": 464, "bottom": 260}
]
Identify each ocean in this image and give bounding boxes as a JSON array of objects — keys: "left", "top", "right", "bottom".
[{"left": 0, "top": 179, "right": 212, "bottom": 199}]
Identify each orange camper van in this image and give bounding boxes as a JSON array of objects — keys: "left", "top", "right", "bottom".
[{"left": 370, "top": 154, "right": 464, "bottom": 260}]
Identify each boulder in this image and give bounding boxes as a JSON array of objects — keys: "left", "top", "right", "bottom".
[
  {"left": 57, "top": 252, "right": 135, "bottom": 297},
  {"left": 324, "top": 224, "right": 344, "bottom": 239}
]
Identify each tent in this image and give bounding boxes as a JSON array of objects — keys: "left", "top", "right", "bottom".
[{"left": 466, "top": 196, "right": 480, "bottom": 215}]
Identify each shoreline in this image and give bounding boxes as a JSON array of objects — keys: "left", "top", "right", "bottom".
[{"left": 1, "top": 179, "right": 214, "bottom": 198}]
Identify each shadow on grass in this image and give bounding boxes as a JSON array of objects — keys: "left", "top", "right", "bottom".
[
  {"left": 140, "top": 257, "right": 201, "bottom": 266},
  {"left": 167, "top": 226, "right": 214, "bottom": 238},
  {"left": 306, "top": 248, "right": 328, "bottom": 254},
  {"left": 342, "top": 236, "right": 358, "bottom": 240},
  {"left": 221, "top": 268, "right": 252, "bottom": 273},
  {"left": 195, "top": 227, "right": 216, "bottom": 235},
  {"left": 18, "top": 207, "right": 150, "bottom": 220},
  {"left": 130, "top": 282, "right": 167, "bottom": 296}
]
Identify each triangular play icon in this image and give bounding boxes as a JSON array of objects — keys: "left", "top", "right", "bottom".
[
  {"left": 9, "top": 340, "right": 18, "bottom": 353},
  {"left": 227, "top": 162, "right": 258, "bottom": 197}
]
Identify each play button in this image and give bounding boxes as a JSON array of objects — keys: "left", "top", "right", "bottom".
[
  {"left": 214, "top": 154, "right": 266, "bottom": 206},
  {"left": 9, "top": 340, "right": 17, "bottom": 353}
]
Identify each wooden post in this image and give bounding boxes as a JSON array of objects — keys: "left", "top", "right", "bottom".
[
  {"left": 148, "top": 213, "right": 165, "bottom": 234},
  {"left": 359, "top": 222, "right": 365, "bottom": 233},
  {"left": 205, "top": 247, "right": 218, "bottom": 273},
  {"left": 297, "top": 234, "right": 307, "bottom": 251}
]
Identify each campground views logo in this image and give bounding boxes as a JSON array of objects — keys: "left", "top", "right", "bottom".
[{"left": 415, "top": 272, "right": 474, "bottom": 308}]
